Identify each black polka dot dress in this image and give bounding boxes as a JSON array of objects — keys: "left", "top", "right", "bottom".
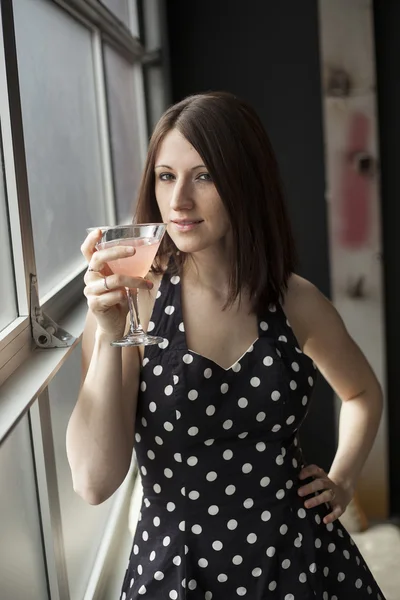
[{"left": 120, "top": 270, "right": 386, "bottom": 599}]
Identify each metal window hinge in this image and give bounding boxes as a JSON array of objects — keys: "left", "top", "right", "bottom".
[{"left": 30, "top": 274, "right": 76, "bottom": 349}]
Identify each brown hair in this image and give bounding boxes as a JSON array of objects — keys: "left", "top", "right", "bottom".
[{"left": 135, "top": 91, "right": 297, "bottom": 312}]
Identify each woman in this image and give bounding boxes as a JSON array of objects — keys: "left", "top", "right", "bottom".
[{"left": 68, "top": 92, "right": 385, "bottom": 599}]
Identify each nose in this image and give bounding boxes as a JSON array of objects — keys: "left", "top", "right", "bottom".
[{"left": 169, "top": 178, "right": 194, "bottom": 212}]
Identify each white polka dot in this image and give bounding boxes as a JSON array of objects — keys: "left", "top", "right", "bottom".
[
  {"left": 285, "top": 479, "right": 293, "bottom": 489},
  {"left": 165, "top": 305, "right": 175, "bottom": 315},
  {"left": 227, "top": 519, "right": 238, "bottom": 530},
  {"left": 232, "top": 555, "right": 243, "bottom": 565},
  {"left": 315, "top": 538, "right": 322, "bottom": 548},
  {"left": 164, "top": 468, "right": 173, "bottom": 478},
  {"left": 276, "top": 489, "right": 285, "bottom": 499},
  {"left": 260, "top": 321, "right": 268, "bottom": 331},
  {"left": 191, "top": 524, "right": 202, "bottom": 534},
  {"left": 218, "top": 574, "right": 228, "bottom": 583},
  {"left": 154, "top": 571, "right": 164, "bottom": 580},
  {"left": 252, "top": 567, "right": 262, "bottom": 577},
  {"left": 276, "top": 454, "right": 284, "bottom": 465},
  {"left": 206, "top": 471, "right": 217, "bottom": 482},
  {"left": 292, "top": 362, "right": 300, "bottom": 371},
  {"left": 242, "top": 463, "right": 252, "bottom": 474},
  {"left": 278, "top": 335, "right": 287, "bottom": 342},
  {"left": 134, "top": 544, "right": 139, "bottom": 554},
  {"left": 238, "top": 397, "right": 248, "bottom": 408},
  {"left": 183, "top": 354, "right": 193, "bottom": 364},
  {"left": 138, "top": 585, "right": 147, "bottom": 594},
  {"left": 205, "top": 438, "right": 214, "bottom": 446},
  {"left": 261, "top": 510, "right": 271, "bottom": 521},
  {"left": 153, "top": 484, "right": 161, "bottom": 494},
  {"left": 299, "top": 572, "right": 307, "bottom": 583},
  {"left": 326, "top": 522, "right": 334, "bottom": 531},
  {"left": 355, "top": 579, "right": 362, "bottom": 589},
  {"left": 250, "top": 377, "right": 260, "bottom": 387},
  {"left": 232, "top": 362, "right": 241, "bottom": 372},
  {"left": 271, "top": 390, "right": 281, "bottom": 401},
  {"left": 136, "top": 566, "right": 142, "bottom": 576},
  {"left": 142, "top": 531, "right": 148, "bottom": 541},
  {"left": 225, "top": 485, "right": 236, "bottom": 495},
  {"left": 169, "top": 591, "right": 177, "bottom": 599},
  {"left": 237, "top": 587, "right": 247, "bottom": 596},
  {"left": 163, "top": 536, "right": 170, "bottom": 546},
  {"left": 164, "top": 421, "right": 174, "bottom": 431},
  {"left": 238, "top": 431, "right": 248, "bottom": 439},
  {"left": 187, "top": 456, "right": 198, "bottom": 466},
  {"left": 298, "top": 508, "right": 306, "bottom": 518},
  {"left": 285, "top": 595, "right": 294, "bottom": 600},
  {"left": 309, "top": 563, "right": 317, "bottom": 573},
  {"left": 290, "top": 380, "right": 297, "bottom": 390},
  {"left": 158, "top": 338, "right": 169, "bottom": 349},
  {"left": 180, "top": 487, "right": 186, "bottom": 496},
  {"left": 338, "top": 572, "right": 345, "bottom": 582},
  {"left": 208, "top": 505, "right": 219, "bottom": 515},
  {"left": 167, "top": 502, "right": 175, "bottom": 512},
  {"left": 294, "top": 536, "right": 302, "bottom": 548},
  {"left": 153, "top": 365, "right": 163, "bottom": 376},
  {"left": 268, "top": 581, "right": 277, "bottom": 591},
  {"left": 221, "top": 383, "right": 229, "bottom": 394},
  {"left": 263, "top": 356, "right": 273, "bottom": 366},
  {"left": 323, "top": 567, "right": 329, "bottom": 577},
  {"left": 247, "top": 533, "right": 257, "bottom": 544},
  {"left": 164, "top": 385, "right": 173, "bottom": 396},
  {"left": 286, "top": 415, "right": 295, "bottom": 425},
  {"left": 174, "top": 453, "right": 182, "bottom": 462},
  {"left": 147, "top": 321, "right": 155, "bottom": 332},
  {"left": 205, "top": 593, "right": 212, "bottom": 600},
  {"left": 135, "top": 432, "right": 141, "bottom": 443},
  {"left": 212, "top": 540, "right": 223, "bottom": 551},
  {"left": 179, "top": 521, "right": 185, "bottom": 531},
  {"left": 188, "top": 389, "right": 198, "bottom": 400},
  {"left": 260, "top": 476, "right": 270, "bottom": 487},
  {"left": 141, "top": 465, "right": 147, "bottom": 477},
  {"left": 173, "top": 556, "right": 181, "bottom": 566},
  {"left": 206, "top": 405, "right": 216, "bottom": 416},
  {"left": 149, "top": 401, "right": 157, "bottom": 412},
  {"left": 328, "top": 543, "right": 336, "bottom": 553},
  {"left": 247, "top": 345, "right": 254, "bottom": 352},
  {"left": 272, "top": 424, "right": 282, "bottom": 433},
  {"left": 188, "top": 580, "right": 197, "bottom": 590},
  {"left": 256, "top": 442, "right": 266, "bottom": 452},
  {"left": 282, "top": 559, "right": 291, "bottom": 569},
  {"left": 315, "top": 514, "right": 322, "bottom": 525},
  {"left": 280, "top": 524, "right": 288, "bottom": 535},
  {"left": 179, "top": 322, "right": 185, "bottom": 332},
  {"left": 171, "top": 275, "right": 180, "bottom": 284},
  {"left": 223, "top": 449, "right": 233, "bottom": 460},
  {"left": 308, "top": 376, "right": 314, "bottom": 386},
  {"left": 155, "top": 436, "right": 163, "bottom": 446},
  {"left": 244, "top": 498, "right": 254, "bottom": 509},
  {"left": 198, "top": 558, "right": 208, "bottom": 568},
  {"left": 188, "top": 426, "right": 199, "bottom": 436},
  {"left": 223, "top": 419, "right": 233, "bottom": 430},
  {"left": 266, "top": 546, "right": 276, "bottom": 557},
  {"left": 204, "top": 368, "right": 212, "bottom": 378},
  {"left": 302, "top": 395, "right": 308, "bottom": 405},
  {"left": 189, "top": 490, "right": 200, "bottom": 500},
  {"left": 140, "top": 381, "right": 146, "bottom": 392},
  {"left": 256, "top": 411, "right": 266, "bottom": 422}
]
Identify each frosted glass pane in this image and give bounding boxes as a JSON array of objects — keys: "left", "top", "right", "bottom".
[
  {"left": 0, "top": 142, "right": 17, "bottom": 332},
  {"left": 145, "top": 65, "right": 168, "bottom": 132},
  {"left": 101, "top": 0, "right": 129, "bottom": 24},
  {"left": 0, "top": 416, "right": 48, "bottom": 599},
  {"left": 13, "top": 0, "right": 107, "bottom": 298},
  {"left": 104, "top": 45, "right": 142, "bottom": 222},
  {"left": 48, "top": 346, "right": 115, "bottom": 600}
]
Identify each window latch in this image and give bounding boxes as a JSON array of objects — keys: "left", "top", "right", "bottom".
[{"left": 30, "top": 274, "right": 76, "bottom": 349}]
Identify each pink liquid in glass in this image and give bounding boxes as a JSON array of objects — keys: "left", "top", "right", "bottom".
[{"left": 99, "top": 237, "right": 161, "bottom": 277}]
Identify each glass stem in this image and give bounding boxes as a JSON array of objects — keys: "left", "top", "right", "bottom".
[{"left": 126, "top": 287, "right": 143, "bottom": 335}]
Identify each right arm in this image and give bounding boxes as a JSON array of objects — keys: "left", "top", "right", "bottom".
[{"left": 66, "top": 229, "right": 151, "bottom": 505}]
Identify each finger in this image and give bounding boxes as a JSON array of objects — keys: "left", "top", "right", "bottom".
[
  {"left": 323, "top": 505, "right": 343, "bottom": 524},
  {"left": 81, "top": 228, "right": 103, "bottom": 263},
  {"left": 85, "top": 274, "right": 152, "bottom": 296},
  {"left": 299, "top": 464, "right": 325, "bottom": 480},
  {"left": 90, "top": 244, "right": 135, "bottom": 272},
  {"left": 298, "top": 477, "right": 329, "bottom": 498},
  {"left": 87, "top": 289, "right": 127, "bottom": 311},
  {"left": 304, "top": 489, "right": 335, "bottom": 509}
]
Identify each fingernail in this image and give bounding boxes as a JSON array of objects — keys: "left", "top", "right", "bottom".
[
  {"left": 126, "top": 247, "right": 135, "bottom": 255},
  {"left": 298, "top": 490, "right": 304, "bottom": 497}
]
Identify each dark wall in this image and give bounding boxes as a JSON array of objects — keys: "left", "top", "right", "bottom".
[
  {"left": 165, "top": 0, "right": 335, "bottom": 469},
  {"left": 374, "top": 1, "right": 400, "bottom": 517}
]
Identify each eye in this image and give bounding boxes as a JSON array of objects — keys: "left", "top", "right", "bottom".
[
  {"left": 159, "top": 172, "right": 175, "bottom": 181},
  {"left": 197, "top": 172, "right": 212, "bottom": 182}
]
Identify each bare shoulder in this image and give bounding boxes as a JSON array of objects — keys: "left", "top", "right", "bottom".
[{"left": 283, "top": 273, "right": 346, "bottom": 351}]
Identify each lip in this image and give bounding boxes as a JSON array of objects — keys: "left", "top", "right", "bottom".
[{"left": 171, "top": 219, "right": 203, "bottom": 232}]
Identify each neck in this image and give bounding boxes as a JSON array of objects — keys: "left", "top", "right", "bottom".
[{"left": 183, "top": 247, "right": 232, "bottom": 294}]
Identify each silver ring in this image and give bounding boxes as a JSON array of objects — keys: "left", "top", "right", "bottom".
[
  {"left": 87, "top": 267, "right": 95, "bottom": 272},
  {"left": 103, "top": 276, "right": 110, "bottom": 291},
  {"left": 329, "top": 488, "right": 336, "bottom": 501}
]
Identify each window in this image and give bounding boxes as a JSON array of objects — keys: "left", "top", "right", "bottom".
[{"left": 0, "top": 1, "right": 170, "bottom": 598}]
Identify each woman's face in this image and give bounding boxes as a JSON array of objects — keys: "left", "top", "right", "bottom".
[{"left": 154, "top": 129, "right": 231, "bottom": 256}]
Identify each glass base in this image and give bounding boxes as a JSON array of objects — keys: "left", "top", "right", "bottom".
[{"left": 110, "top": 332, "right": 163, "bottom": 347}]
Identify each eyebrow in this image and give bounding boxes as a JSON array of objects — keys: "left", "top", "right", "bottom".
[{"left": 154, "top": 164, "right": 206, "bottom": 170}]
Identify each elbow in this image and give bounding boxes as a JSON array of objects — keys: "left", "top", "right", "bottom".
[{"left": 73, "top": 481, "right": 114, "bottom": 505}]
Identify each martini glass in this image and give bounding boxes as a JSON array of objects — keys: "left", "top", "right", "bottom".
[{"left": 90, "top": 224, "right": 166, "bottom": 346}]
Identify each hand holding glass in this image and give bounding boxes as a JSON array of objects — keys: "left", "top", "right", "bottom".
[{"left": 88, "top": 224, "right": 166, "bottom": 346}]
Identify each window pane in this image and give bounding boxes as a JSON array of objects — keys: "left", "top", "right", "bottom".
[
  {"left": 144, "top": 65, "right": 168, "bottom": 133},
  {"left": 0, "top": 416, "right": 48, "bottom": 599},
  {"left": 47, "top": 346, "right": 115, "bottom": 599},
  {"left": 13, "top": 0, "right": 107, "bottom": 298},
  {"left": 0, "top": 140, "right": 17, "bottom": 332},
  {"left": 104, "top": 45, "right": 143, "bottom": 222},
  {"left": 100, "top": 0, "right": 129, "bottom": 24}
]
